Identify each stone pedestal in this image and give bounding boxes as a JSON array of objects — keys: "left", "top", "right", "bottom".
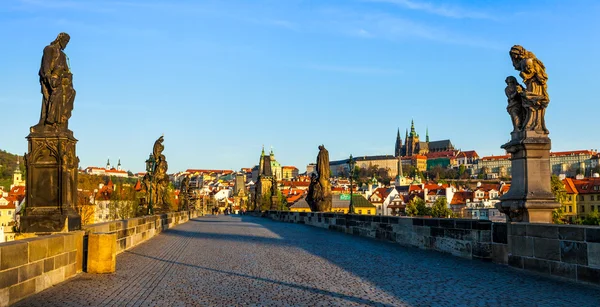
[
  {"left": 497, "top": 131, "right": 560, "bottom": 223},
  {"left": 87, "top": 232, "right": 117, "bottom": 274},
  {"left": 271, "top": 195, "right": 280, "bottom": 211},
  {"left": 21, "top": 126, "right": 81, "bottom": 233}
]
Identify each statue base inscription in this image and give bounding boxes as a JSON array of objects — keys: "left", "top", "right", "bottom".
[
  {"left": 21, "top": 129, "right": 81, "bottom": 233},
  {"left": 497, "top": 132, "right": 559, "bottom": 223}
]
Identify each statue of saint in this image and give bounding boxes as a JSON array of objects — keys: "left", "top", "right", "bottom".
[
  {"left": 316, "top": 145, "right": 330, "bottom": 181},
  {"left": 505, "top": 76, "right": 524, "bottom": 132},
  {"left": 508, "top": 45, "right": 549, "bottom": 134},
  {"left": 38, "top": 33, "right": 75, "bottom": 130}
]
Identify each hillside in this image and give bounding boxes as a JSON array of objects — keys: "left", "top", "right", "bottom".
[{"left": 0, "top": 149, "right": 25, "bottom": 190}]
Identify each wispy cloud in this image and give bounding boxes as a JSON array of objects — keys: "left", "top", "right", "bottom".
[
  {"left": 306, "top": 64, "right": 401, "bottom": 75},
  {"left": 366, "top": 0, "right": 497, "bottom": 20}
]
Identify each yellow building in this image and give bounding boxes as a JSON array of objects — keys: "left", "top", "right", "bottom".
[
  {"left": 289, "top": 195, "right": 377, "bottom": 215},
  {"left": 563, "top": 178, "right": 578, "bottom": 222},
  {"left": 570, "top": 177, "right": 600, "bottom": 219}
]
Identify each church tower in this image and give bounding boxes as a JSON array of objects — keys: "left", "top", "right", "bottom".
[{"left": 395, "top": 128, "right": 402, "bottom": 157}]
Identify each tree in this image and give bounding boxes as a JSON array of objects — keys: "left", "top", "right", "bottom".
[
  {"left": 75, "top": 192, "right": 96, "bottom": 225},
  {"left": 550, "top": 175, "right": 567, "bottom": 224},
  {"left": 405, "top": 201, "right": 418, "bottom": 217},
  {"left": 431, "top": 197, "right": 452, "bottom": 218},
  {"left": 409, "top": 197, "right": 429, "bottom": 216},
  {"left": 582, "top": 210, "right": 600, "bottom": 226}
]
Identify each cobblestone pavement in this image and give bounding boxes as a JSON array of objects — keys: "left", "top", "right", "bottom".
[{"left": 16, "top": 215, "right": 600, "bottom": 307}]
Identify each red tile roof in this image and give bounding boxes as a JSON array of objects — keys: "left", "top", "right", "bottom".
[
  {"left": 550, "top": 150, "right": 596, "bottom": 157},
  {"left": 480, "top": 155, "right": 510, "bottom": 161}
]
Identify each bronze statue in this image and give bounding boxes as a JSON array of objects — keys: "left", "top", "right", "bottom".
[
  {"left": 38, "top": 32, "right": 75, "bottom": 130},
  {"left": 507, "top": 45, "right": 549, "bottom": 134},
  {"left": 307, "top": 145, "right": 332, "bottom": 212}
]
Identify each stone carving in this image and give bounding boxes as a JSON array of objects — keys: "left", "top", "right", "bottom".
[
  {"left": 307, "top": 145, "right": 332, "bottom": 212},
  {"left": 179, "top": 176, "right": 190, "bottom": 211},
  {"left": 507, "top": 45, "right": 549, "bottom": 134},
  {"left": 498, "top": 45, "right": 559, "bottom": 223},
  {"left": 37, "top": 32, "right": 76, "bottom": 131},
  {"left": 21, "top": 33, "right": 81, "bottom": 233},
  {"left": 143, "top": 136, "right": 171, "bottom": 213},
  {"left": 505, "top": 76, "right": 524, "bottom": 132}
]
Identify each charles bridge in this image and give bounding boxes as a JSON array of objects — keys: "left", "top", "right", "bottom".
[
  {"left": 3, "top": 33, "right": 600, "bottom": 306},
  {"left": 2, "top": 211, "right": 600, "bottom": 306}
]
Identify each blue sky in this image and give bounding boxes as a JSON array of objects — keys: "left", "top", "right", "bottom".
[{"left": 1, "top": 0, "right": 599, "bottom": 173}]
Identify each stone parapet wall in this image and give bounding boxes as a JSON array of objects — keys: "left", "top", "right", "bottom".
[
  {"left": 507, "top": 223, "right": 600, "bottom": 286},
  {"left": 263, "top": 211, "right": 599, "bottom": 286},
  {"left": 83, "top": 211, "right": 198, "bottom": 254},
  {"left": 0, "top": 210, "right": 198, "bottom": 306},
  {"left": 0, "top": 231, "right": 84, "bottom": 306}
]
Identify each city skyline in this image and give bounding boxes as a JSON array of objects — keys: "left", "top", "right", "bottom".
[{"left": 1, "top": 0, "right": 599, "bottom": 173}]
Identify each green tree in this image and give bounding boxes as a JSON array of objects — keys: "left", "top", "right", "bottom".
[
  {"left": 431, "top": 197, "right": 452, "bottom": 218},
  {"left": 405, "top": 201, "right": 418, "bottom": 217},
  {"left": 582, "top": 210, "right": 600, "bottom": 226},
  {"left": 550, "top": 175, "right": 567, "bottom": 224},
  {"left": 410, "top": 196, "right": 430, "bottom": 216}
]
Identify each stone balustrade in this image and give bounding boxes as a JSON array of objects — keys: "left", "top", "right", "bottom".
[
  {"left": 263, "top": 211, "right": 600, "bottom": 287},
  {"left": 0, "top": 210, "right": 198, "bottom": 306}
]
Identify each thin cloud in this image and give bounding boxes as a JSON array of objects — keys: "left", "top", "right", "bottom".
[
  {"left": 366, "top": 0, "right": 497, "bottom": 20},
  {"left": 307, "top": 64, "right": 402, "bottom": 75}
]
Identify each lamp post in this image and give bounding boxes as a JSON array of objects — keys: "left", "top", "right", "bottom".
[
  {"left": 145, "top": 153, "right": 156, "bottom": 215},
  {"left": 348, "top": 154, "right": 356, "bottom": 214}
]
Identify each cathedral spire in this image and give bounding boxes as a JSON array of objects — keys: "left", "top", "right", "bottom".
[
  {"left": 395, "top": 128, "right": 402, "bottom": 157},
  {"left": 426, "top": 127, "right": 429, "bottom": 143},
  {"left": 410, "top": 119, "right": 416, "bottom": 137}
]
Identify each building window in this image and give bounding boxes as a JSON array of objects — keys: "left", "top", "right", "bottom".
[
  {"left": 569, "top": 206, "right": 572, "bottom": 213},
  {"left": 581, "top": 205, "right": 585, "bottom": 213},
  {"left": 367, "top": 210, "right": 371, "bottom": 215},
  {"left": 580, "top": 195, "right": 584, "bottom": 201},
  {"left": 358, "top": 210, "right": 362, "bottom": 214},
  {"left": 568, "top": 195, "right": 572, "bottom": 201},
  {"left": 8, "top": 211, "right": 11, "bottom": 216},
  {"left": 592, "top": 196, "right": 595, "bottom": 201},
  {"left": 593, "top": 205, "right": 596, "bottom": 212}
]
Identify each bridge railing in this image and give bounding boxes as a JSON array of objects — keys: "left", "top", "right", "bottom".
[
  {"left": 0, "top": 210, "right": 198, "bottom": 306},
  {"left": 263, "top": 211, "right": 600, "bottom": 287}
]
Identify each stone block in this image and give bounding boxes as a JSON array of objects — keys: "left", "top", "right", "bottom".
[
  {"left": 0, "top": 268, "right": 18, "bottom": 289},
  {"left": 413, "top": 226, "right": 430, "bottom": 237},
  {"left": 87, "top": 232, "right": 117, "bottom": 274},
  {"left": 55, "top": 252, "right": 69, "bottom": 268},
  {"left": 47, "top": 235, "right": 65, "bottom": 257},
  {"left": 527, "top": 224, "right": 558, "bottom": 239},
  {"left": 585, "top": 228, "right": 600, "bottom": 243},
  {"left": 431, "top": 237, "right": 471, "bottom": 258},
  {"left": 423, "top": 219, "right": 439, "bottom": 227},
  {"left": 577, "top": 265, "right": 600, "bottom": 285},
  {"left": 17, "top": 261, "right": 43, "bottom": 283},
  {"left": 492, "top": 224, "right": 508, "bottom": 244},
  {"left": 473, "top": 221, "right": 492, "bottom": 230},
  {"left": 48, "top": 267, "right": 65, "bottom": 286},
  {"left": 491, "top": 243, "right": 508, "bottom": 264},
  {"left": 509, "top": 223, "right": 526, "bottom": 236},
  {"left": 8, "top": 279, "right": 35, "bottom": 305},
  {"left": 589, "top": 243, "right": 600, "bottom": 268},
  {"left": 472, "top": 242, "right": 492, "bottom": 259},
  {"left": 412, "top": 218, "right": 424, "bottom": 226},
  {"left": 455, "top": 220, "right": 472, "bottom": 230},
  {"left": 444, "top": 229, "right": 471, "bottom": 241},
  {"left": 523, "top": 257, "right": 551, "bottom": 274},
  {"left": 43, "top": 258, "right": 54, "bottom": 273},
  {"left": 64, "top": 263, "right": 77, "bottom": 279},
  {"left": 430, "top": 227, "right": 444, "bottom": 237},
  {"left": 26, "top": 238, "right": 48, "bottom": 262},
  {"left": 509, "top": 235, "right": 533, "bottom": 257},
  {"left": 0, "top": 288, "right": 8, "bottom": 307},
  {"left": 34, "top": 274, "right": 50, "bottom": 293},
  {"left": 558, "top": 226, "right": 584, "bottom": 241},
  {"left": 439, "top": 219, "right": 455, "bottom": 228},
  {"left": 549, "top": 262, "right": 576, "bottom": 280},
  {"left": 560, "top": 241, "right": 588, "bottom": 265},
  {"left": 508, "top": 255, "right": 523, "bottom": 269},
  {"left": 0, "top": 241, "right": 28, "bottom": 270},
  {"left": 533, "top": 238, "right": 560, "bottom": 261},
  {"left": 471, "top": 230, "right": 491, "bottom": 243},
  {"left": 62, "top": 233, "right": 76, "bottom": 251},
  {"left": 72, "top": 231, "right": 84, "bottom": 272}
]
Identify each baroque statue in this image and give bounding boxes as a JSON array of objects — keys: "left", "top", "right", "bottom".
[
  {"left": 143, "top": 136, "right": 171, "bottom": 213},
  {"left": 506, "top": 45, "right": 549, "bottom": 134},
  {"left": 37, "top": 32, "right": 76, "bottom": 131},
  {"left": 306, "top": 145, "right": 332, "bottom": 212}
]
